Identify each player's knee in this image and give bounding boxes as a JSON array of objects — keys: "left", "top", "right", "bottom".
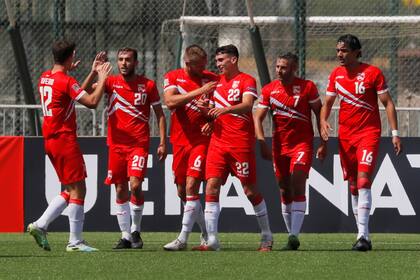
[{"left": 357, "top": 177, "right": 371, "bottom": 190}]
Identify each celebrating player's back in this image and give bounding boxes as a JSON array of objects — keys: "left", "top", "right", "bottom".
[{"left": 29, "top": 40, "right": 111, "bottom": 252}]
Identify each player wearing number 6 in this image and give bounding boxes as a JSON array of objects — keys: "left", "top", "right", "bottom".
[
  {"left": 192, "top": 45, "right": 273, "bottom": 251},
  {"left": 254, "top": 52, "right": 326, "bottom": 250},
  {"left": 320, "top": 34, "right": 402, "bottom": 251},
  {"left": 29, "top": 40, "right": 111, "bottom": 252},
  {"left": 103, "top": 48, "right": 167, "bottom": 249}
]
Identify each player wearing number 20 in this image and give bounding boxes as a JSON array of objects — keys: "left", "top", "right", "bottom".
[
  {"left": 254, "top": 52, "right": 326, "bottom": 250},
  {"left": 29, "top": 40, "right": 111, "bottom": 252},
  {"left": 104, "top": 48, "right": 167, "bottom": 249},
  {"left": 320, "top": 34, "right": 402, "bottom": 251}
]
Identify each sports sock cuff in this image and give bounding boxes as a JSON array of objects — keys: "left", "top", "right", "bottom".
[
  {"left": 357, "top": 177, "right": 371, "bottom": 189},
  {"left": 186, "top": 195, "right": 200, "bottom": 201},
  {"left": 293, "top": 195, "right": 306, "bottom": 202},
  {"left": 60, "top": 191, "right": 70, "bottom": 202},
  {"left": 350, "top": 184, "right": 358, "bottom": 195},
  {"left": 116, "top": 198, "right": 129, "bottom": 204},
  {"left": 69, "top": 198, "right": 84, "bottom": 205},
  {"left": 205, "top": 194, "right": 219, "bottom": 202},
  {"left": 130, "top": 194, "right": 144, "bottom": 206},
  {"left": 249, "top": 193, "right": 264, "bottom": 206}
]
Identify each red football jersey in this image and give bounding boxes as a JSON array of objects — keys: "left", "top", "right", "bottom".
[
  {"left": 326, "top": 63, "right": 387, "bottom": 137},
  {"left": 210, "top": 72, "right": 258, "bottom": 149},
  {"left": 105, "top": 74, "right": 160, "bottom": 147},
  {"left": 163, "top": 69, "right": 219, "bottom": 146},
  {"left": 38, "top": 70, "right": 86, "bottom": 139},
  {"left": 259, "top": 78, "right": 319, "bottom": 152}
]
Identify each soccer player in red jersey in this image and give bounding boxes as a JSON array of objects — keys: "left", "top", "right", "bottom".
[
  {"left": 103, "top": 48, "right": 167, "bottom": 249},
  {"left": 162, "top": 45, "right": 218, "bottom": 251},
  {"left": 192, "top": 44, "right": 273, "bottom": 251},
  {"left": 28, "top": 40, "right": 112, "bottom": 252},
  {"left": 320, "top": 34, "right": 402, "bottom": 251},
  {"left": 254, "top": 52, "right": 326, "bottom": 250}
]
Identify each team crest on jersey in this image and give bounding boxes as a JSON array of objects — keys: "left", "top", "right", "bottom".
[
  {"left": 232, "top": 81, "right": 240, "bottom": 89},
  {"left": 293, "top": 86, "right": 301, "bottom": 95},
  {"left": 137, "top": 84, "right": 145, "bottom": 92},
  {"left": 357, "top": 72, "right": 365, "bottom": 81}
]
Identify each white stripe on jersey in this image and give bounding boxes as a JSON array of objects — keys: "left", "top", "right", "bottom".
[
  {"left": 270, "top": 97, "right": 309, "bottom": 121},
  {"left": 335, "top": 82, "right": 374, "bottom": 111}
]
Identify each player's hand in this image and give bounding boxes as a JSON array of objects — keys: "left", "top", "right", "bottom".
[
  {"left": 91, "top": 51, "right": 108, "bottom": 73},
  {"left": 69, "top": 60, "right": 81, "bottom": 71},
  {"left": 258, "top": 139, "right": 272, "bottom": 161},
  {"left": 97, "top": 62, "right": 112, "bottom": 81},
  {"left": 208, "top": 107, "right": 229, "bottom": 119},
  {"left": 320, "top": 120, "right": 332, "bottom": 141},
  {"left": 392, "top": 136, "right": 402, "bottom": 155},
  {"left": 201, "top": 122, "right": 213, "bottom": 136},
  {"left": 200, "top": 81, "right": 218, "bottom": 95},
  {"left": 316, "top": 141, "right": 327, "bottom": 162},
  {"left": 157, "top": 143, "right": 167, "bottom": 161}
]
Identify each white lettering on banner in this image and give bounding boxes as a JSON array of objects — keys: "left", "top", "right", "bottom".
[
  {"left": 45, "top": 155, "right": 97, "bottom": 215},
  {"left": 110, "top": 155, "right": 154, "bottom": 215},
  {"left": 307, "top": 155, "right": 348, "bottom": 215},
  {"left": 371, "top": 155, "right": 415, "bottom": 215}
]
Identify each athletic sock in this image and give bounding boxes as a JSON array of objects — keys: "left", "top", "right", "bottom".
[
  {"left": 35, "top": 192, "right": 69, "bottom": 230},
  {"left": 130, "top": 195, "right": 144, "bottom": 233},
  {"left": 357, "top": 188, "right": 372, "bottom": 240},
  {"left": 253, "top": 199, "right": 272, "bottom": 241},
  {"left": 204, "top": 195, "right": 220, "bottom": 245},
  {"left": 178, "top": 196, "right": 200, "bottom": 243},
  {"left": 116, "top": 200, "right": 131, "bottom": 241},
  {"left": 291, "top": 196, "right": 307, "bottom": 237},
  {"left": 68, "top": 199, "right": 84, "bottom": 245}
]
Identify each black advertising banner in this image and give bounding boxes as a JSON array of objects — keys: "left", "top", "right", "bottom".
[{"left": 24, "top": 137, "right": 420, "bottom": 233}]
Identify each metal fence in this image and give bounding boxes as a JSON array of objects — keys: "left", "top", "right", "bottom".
[
  {"left": 1, "top": 0, "right": 420, "bottom": 136},
  {"left": 1, "top": 104, "right": 420, "bottom": 137}
]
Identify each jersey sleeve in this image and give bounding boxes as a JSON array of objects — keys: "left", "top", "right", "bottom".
[
  {"left": 374, "top": 68, "right": 388, "bottom": 95},
  {"left": 257, "top": 84, "right": 270, "bottom": 108},
  {"left": 326, "top": 69, "right": 337, "bottom": 96},
  {"left": 242, "top": 76, "right": 258, "bottom": 99},
  {"left": 148, "top": 80, "right": 161, "bottom": 106},
  {"left": 163, "top": 71, "right": 178, "bottom": 93},
  {"left": 67, "top": 77, "right": 86, "bottom": 101},
  {"left": 307, "top": 81, "right": 320, "bottom": 103}
]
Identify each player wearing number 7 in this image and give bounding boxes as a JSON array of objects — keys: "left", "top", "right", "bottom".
[
  {"left": 29, "top": 40, "right": 111, "bottom": 252},
  {"left": 102, "top": 48, "right": 167, "bottom": 249},
  {"left": 254, "top": 52, "right": 326, "bottom": 250},
  {"left": 320, "top": 34, "right": 402, "bottom": 251}
]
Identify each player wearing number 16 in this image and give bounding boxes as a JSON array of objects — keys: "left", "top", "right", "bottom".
[
  {"left": 320, "top": 34, "right": 402, "bottom": 251},
  {"left": 103, "top": 48, "right": 167, "bottom": 249},
  {"left": 29, "top": 40, "right": 112, "bottom": 252}
]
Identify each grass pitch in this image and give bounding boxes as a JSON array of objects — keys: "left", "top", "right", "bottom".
[{"left": 0, "top": 232, "right": 419, "bottom": 279}]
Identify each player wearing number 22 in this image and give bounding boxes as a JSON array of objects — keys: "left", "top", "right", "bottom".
[
  {"left": 321, "top": 34, "right": 402, "bottom": 251},
  {"left": 104, "top": 48, "right": 167, "bottom": 249},
  {"left": 254, "top": 52, "right": 326, "bottom": 251},
  {"left": 193, "top": 44, "right": 273, "bottom": 251},
  {"left": 29, "top": 40, "right": 112, "bottom": 252}
]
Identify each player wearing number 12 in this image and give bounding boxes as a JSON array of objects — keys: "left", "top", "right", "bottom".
[
  {"left": 320, "top": 34, "right": 402, "bottom": 251},
  {"left": 103, "top": 48, "right": 167, "bottom": 249},
  {"left": 29, "top": 40, "right": 111, "bottom": 252}
]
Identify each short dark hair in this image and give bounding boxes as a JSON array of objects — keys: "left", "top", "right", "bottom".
[
  {"left": 337, "top": 34, "right": 362, "bottom": 51},
  {"left": 277, "top": 52, "right": 298, "bottom": 64},
  {"left": 52, "top": 40, "right": 76, "bottom": 64},
  {"left": 215, "top": 44, "right": 239, "bottom": 58},
  {"left": 117, "top": 47, "right": 138, "bottom": 61}
]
